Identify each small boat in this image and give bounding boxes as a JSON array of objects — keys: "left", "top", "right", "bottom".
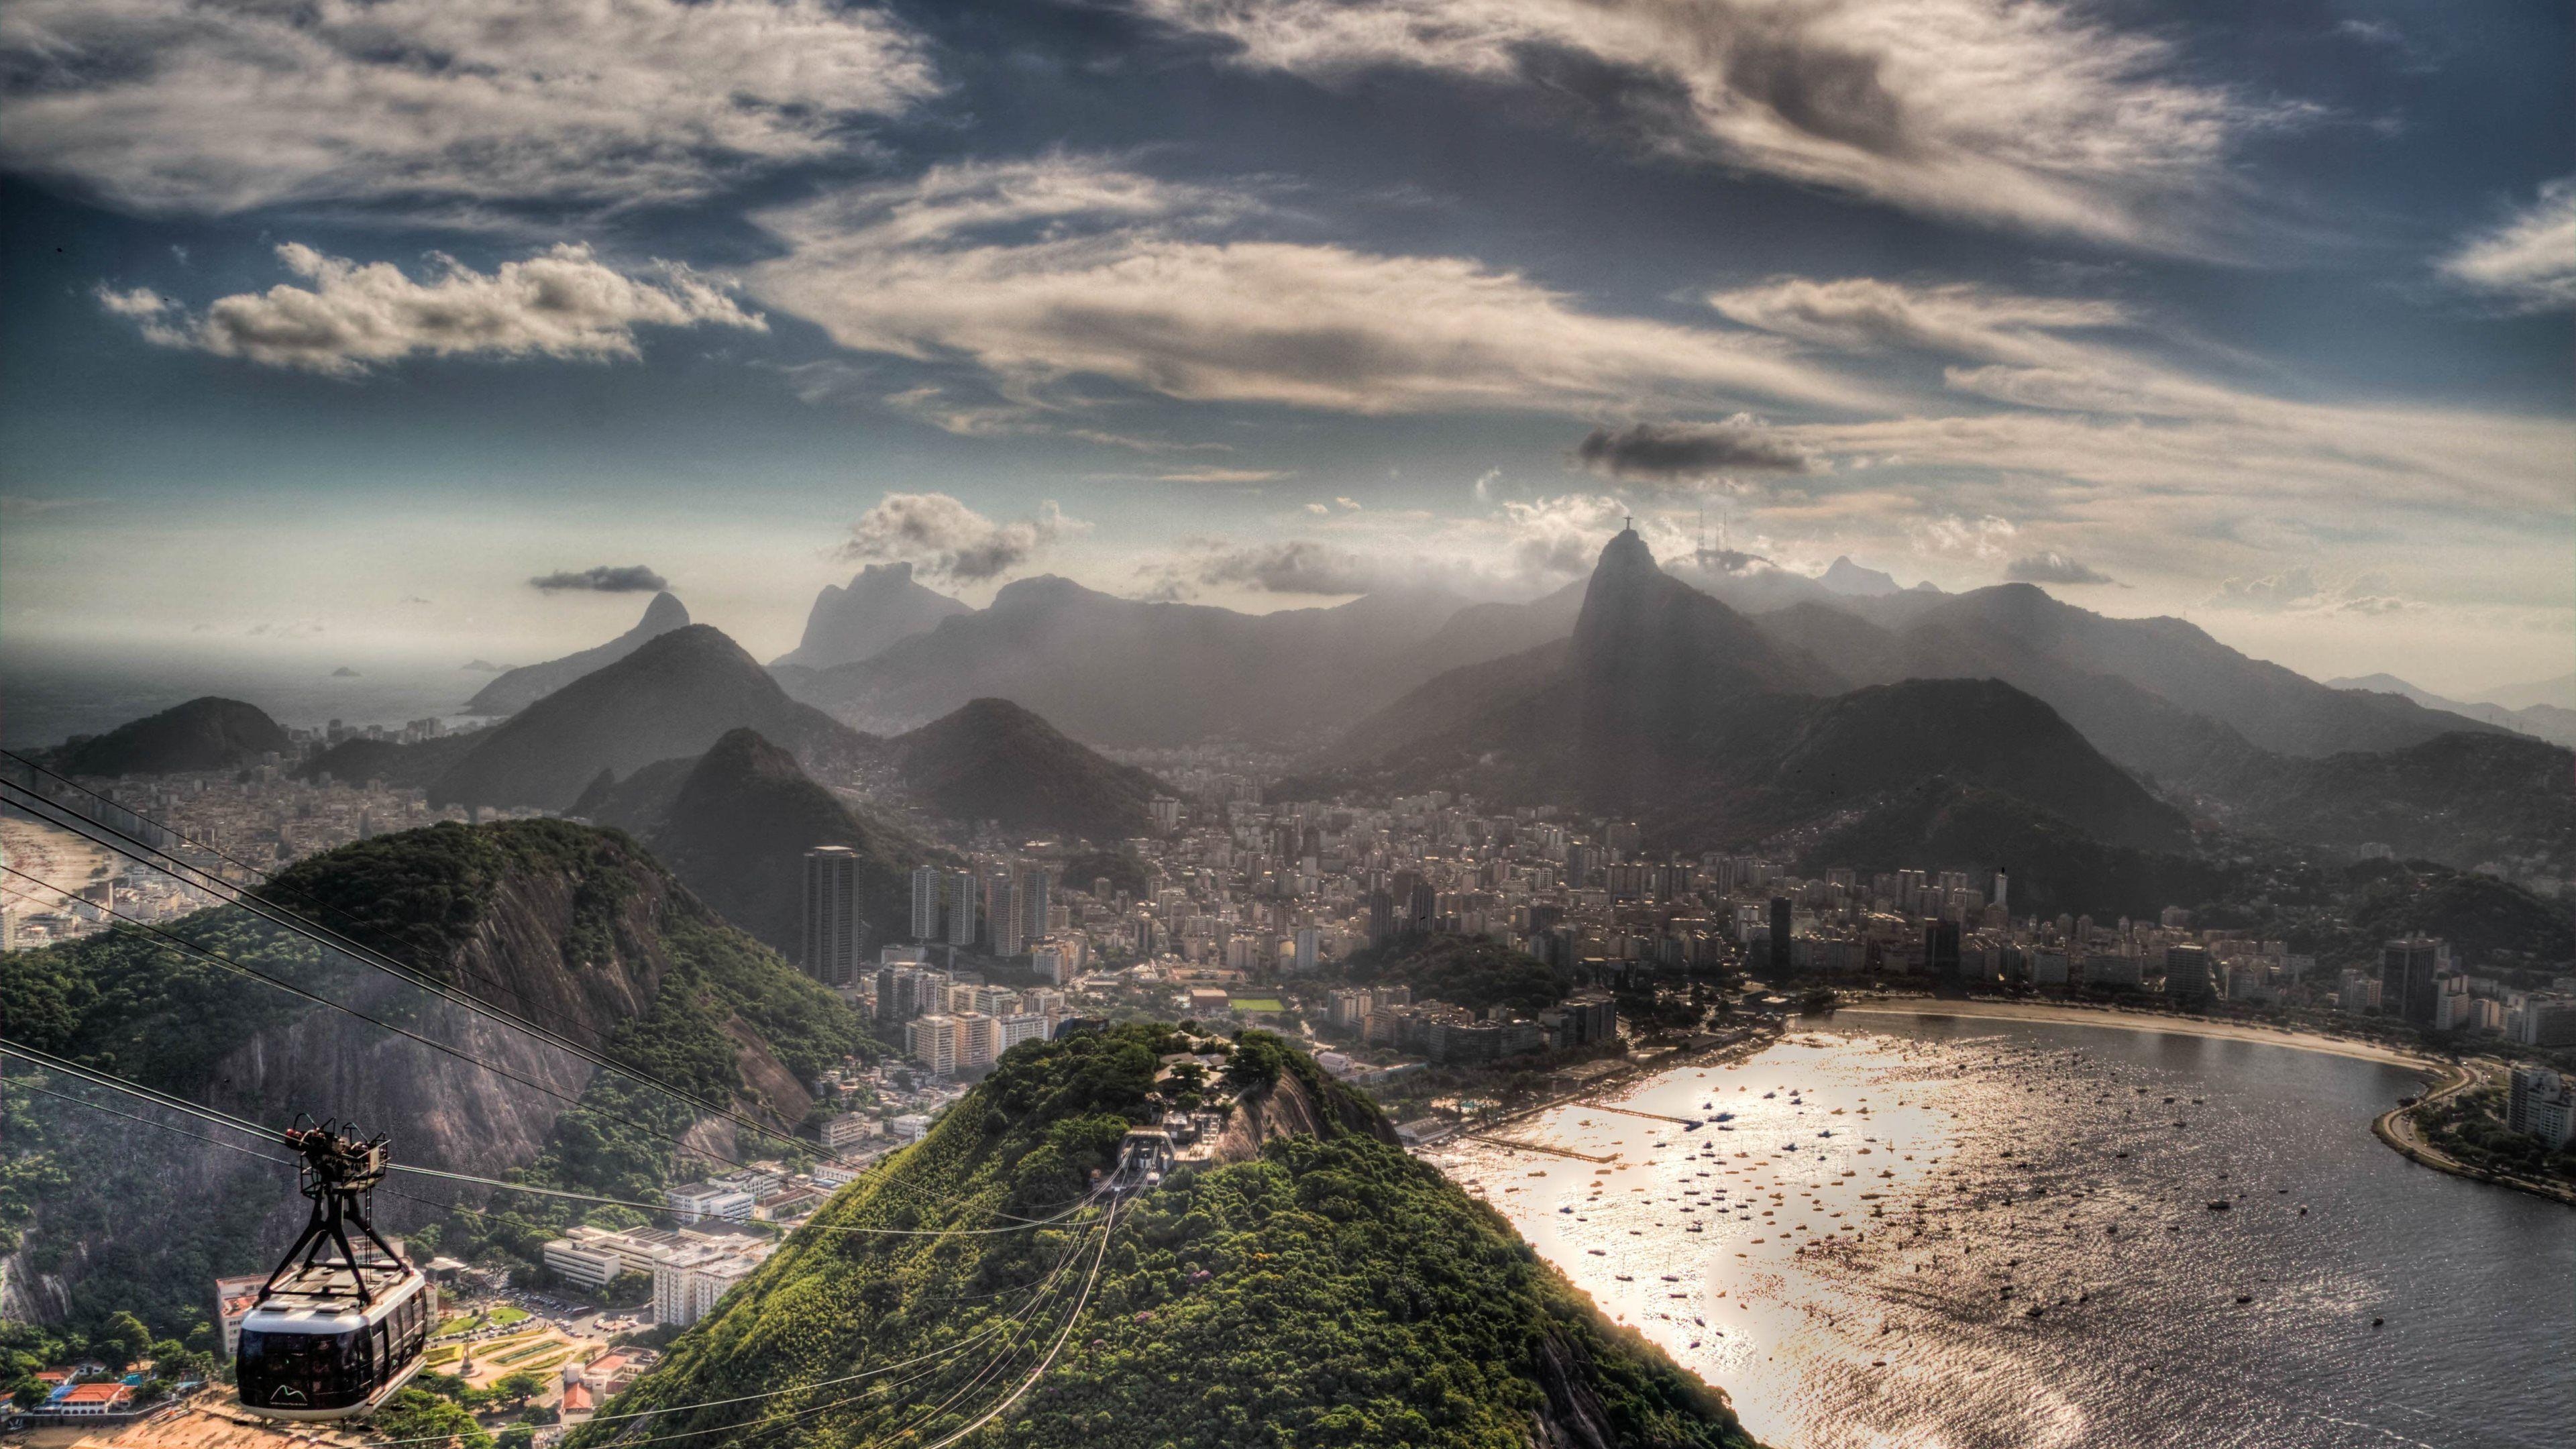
[
  {"left": 1589, "top": 1248, "right": 1607, "bottom": 1256},
  {"left": 2205, "top": 1200, "right": 2230, "bottom": 1212},
  {"left": 1615, "top": 1273, "right": 1633, "bottom": 1281}
]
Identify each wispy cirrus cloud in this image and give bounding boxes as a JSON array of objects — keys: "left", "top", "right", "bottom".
[
  {"left": 1705, "top": 275, "right": 2574, "bottom": 519},
  {"left": 0, "top": 0, "right": 937, "bottom": 217},
  {"left": 747, "top": 154, "right": 1866, "bottom": 417},
  {"left": 2207, "top": 566, "right": 2418, "bottom": 616},
  {"left": 2439, "top": 176, "right": 2576, "bottom": 311},
  {"left": 1131, "top": 0, "right": 2306, "bottom": 249},
  {"left": 97, "top": 244, "right": 761, "bottom": 374}
]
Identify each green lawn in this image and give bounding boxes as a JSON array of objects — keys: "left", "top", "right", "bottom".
[
  {"left": 1230, "top": 998, "right": 1286, "bottom": 1013},
  {"left": 433, "top": 1312, "right": 483, "bottom": 1337},
  {"left": 486, "top": 1305, "right": 531, "bottom": 1328}
]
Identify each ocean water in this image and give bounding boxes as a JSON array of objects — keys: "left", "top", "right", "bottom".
[
  {"left": 1432, "top": 1014, "right": 2573, "bottom": 1449},
  {"left": 0, "top": 643, "right": 488, "bottom": 748}
]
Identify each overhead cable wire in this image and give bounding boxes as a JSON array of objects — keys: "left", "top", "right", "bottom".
[
  {"left": 0, "top": 1041, "right": 1098, "bottom": 1240},
  {"left": 1, "top": 773, "right": 1073, "bottom": 1224},
  {"left": 0, "top": 773, "right": 802, "bottom": 1152},
  {"left": 1, "top": 749, "right": 603, "bottom": 1041}
]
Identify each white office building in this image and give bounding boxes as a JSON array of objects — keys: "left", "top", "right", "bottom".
[{"left": 669, "top": 1183, "right": 757, "bottom": 1226}]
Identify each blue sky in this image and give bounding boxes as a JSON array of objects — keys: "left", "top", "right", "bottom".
[{"left": 1, "top": 0, "right": 2568, "bottom": 696}]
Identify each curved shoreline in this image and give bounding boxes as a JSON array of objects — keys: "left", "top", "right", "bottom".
[
  {"left": 1829, "top": 998, "right": 2576, "bottom": 1208},
  {"left": 1827, "top": 998, "right": 2438, "bottom": 1070}
]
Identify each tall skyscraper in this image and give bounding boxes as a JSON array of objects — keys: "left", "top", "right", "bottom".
[
  {"left": 987, "top": 878, "right": 1024, "bottom": 955},
  {"left": 802, "top": 846, "right": 866, "bottom": 988},
  {"left": 1768, "top": 896, "right": 1792, "bottom": 975},
  {"left": 910, "top": 866, "right": 941, "bottom": 941},
  {"left": 947, "top": 869, "right": 979, "bottom": 947},
  {"left": 2163, "top": 944, "right": 2214, "bottom": 1006},
  {"left": 2380, "top": 938, "right": 2444, "bottom": 1026},
  {"left": 1924, "top": 918, "right": 1962, "bottom": 980},
  {"left": 1016, "top": 863, "right": 1051, "bottom": 953}
]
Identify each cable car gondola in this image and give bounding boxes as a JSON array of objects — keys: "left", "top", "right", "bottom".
[{"left": 235, "top": 1119, "right": 433, "bottom": 1421}]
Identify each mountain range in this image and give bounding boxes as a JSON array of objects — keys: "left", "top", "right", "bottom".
[
  {"left": 1309, "top": 530, "right": 2195, "bottom": 890},
  {"left": 464, "top": 591, "right": 692, "bottom": 716},
  {"left": 431, "top": 625, "right": 873, "bottom": 812},
  {"left": 771, "top": 577, "right": 1507, "bottom": 745},
  {"left": 768, "top": 561, "right": 971, "bottom": 671},
  {"left": 2324, "top": 673, "right": 2576, "bottom": 749}
]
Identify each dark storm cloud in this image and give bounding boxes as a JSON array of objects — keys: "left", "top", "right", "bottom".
[
  {"left": 1574, "top": 416, "right": 1821, "bottom": 484},
  {"left": 529, "top": 564, "right": 669, "bottom": 593}
]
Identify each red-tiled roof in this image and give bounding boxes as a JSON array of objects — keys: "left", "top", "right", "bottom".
[
  {"left": 561, "top": 1383, "right": 594, "bottom": 1412},
  {"left": 60, "top": 1383, "right": 133, "bottom": 1404}
]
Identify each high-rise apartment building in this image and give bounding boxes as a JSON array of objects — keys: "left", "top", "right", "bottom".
[
  {"left": 906, "top": 1014, "right": 961, "bottom": 1076},
  {"left": 947, "top": 869, "right": 979, "bottom": 947},
  {"left": 910, "top": 866, "right": 942, "bottom": 941},
  {"left": 981, "top": 871, "right": 1015, "bottom": 955},
  {"left": 2163, "top": 944, "right": 2214, "bottom": 1006},
  {"left": 801, "top": 847, "right": 866, "bottom": 988},
  {"left": 1016, "top": 864, "right": 1051, "bottom": 953},
  {"left": 2380, "top": 938, "right": 2445, "bottom": 1026}
]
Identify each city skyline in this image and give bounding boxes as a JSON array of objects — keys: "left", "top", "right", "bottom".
[{"left": 1, "top": 0, "right": 2569, "bottom": 694}]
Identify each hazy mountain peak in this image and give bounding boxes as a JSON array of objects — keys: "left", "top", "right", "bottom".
[
  {"left": 432, "top": 623, "right": 872, "bottom": 810},
  {"left": 463, "top": 589, "right": 694, "bottom": 715},
  {"left": 771, "top": 560, "right": 969, "bottom": 671},
  {"left": 1819, "top": 555, "right": 1902, "bottom": 597},
  {"left": 638, "top": 590, "right": 690, "bottom": 630}
]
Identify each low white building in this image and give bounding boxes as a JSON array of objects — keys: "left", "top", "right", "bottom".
[{"left": 669, "top": 1183, "right": 757, "bottom": 1226}]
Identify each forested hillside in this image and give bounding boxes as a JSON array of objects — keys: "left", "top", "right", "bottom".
[
  {"left": 0, "top": 821, "right": 865, "bottom": 1337},
  {"left": 582, "top": 1024, "right": 1759, "bottom": 1449}
]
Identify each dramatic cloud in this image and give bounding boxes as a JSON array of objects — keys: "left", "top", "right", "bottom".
[
  {"left": 2440, "top": 177, "right": 2576, "bottom": 311},
  {"left": 2004, "top": 551, "right": 2116, "bottom": 586},
  {"left": 749, "top": 156, "right": 1862, "bottom": 417},
  {"left": 0, "top": 0, "right": 936, "bottom": 215},
  {"left": 1574, "top": 415, "right": 1821, "bottom": 484},
  {"left": 529, "top": 565, "right": 669, "bottom": 594},
  {"left": 839, "top": 493, "right": 1083, "bottom": 581},
  {"left": 103, "top": 244, "right": 763, "bottom": 374},
  {"left": 1133, "top": 0, "right": 2297, "bottom": 248}
]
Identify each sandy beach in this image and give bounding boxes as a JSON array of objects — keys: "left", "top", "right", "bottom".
[{"left": 1831, "top": 998, "right": 2440, "bottom": 1073}]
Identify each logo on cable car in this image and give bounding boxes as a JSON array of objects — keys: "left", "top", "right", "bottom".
[{"left": 270, "top": 1388, "right": 309, "bottom": 1405}]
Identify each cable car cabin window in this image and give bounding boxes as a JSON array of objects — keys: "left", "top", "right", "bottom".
[{"left": 237, "top": 1328, "right": 375, "bottom": 1413}]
